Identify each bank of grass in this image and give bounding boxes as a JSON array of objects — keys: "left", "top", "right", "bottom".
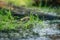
[
  {"left": 0, "top": 0, "right": 60, "bottom": 30},
  {"left": 3, "top": 0, "right": 60, "bottom": 13},
  {"left": 0, "top": 9, "right": 43, "bottom": 31},
  {"left": 0, "top": 9, "right": 17, "bottom": 30}
]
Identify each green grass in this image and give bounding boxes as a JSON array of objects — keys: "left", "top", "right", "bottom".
[
  {"left": 0, "top": 0, "right": 60, "bottom": 31},
  {"left": 0, "top": 8, "right": 44, "bottom": 30},
  {"left": 0, "top": 9, "right": 22, "bottom": 30}
]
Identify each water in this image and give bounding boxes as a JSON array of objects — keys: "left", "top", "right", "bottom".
[
  {"left": 32, "top": 21, "right": 60, "bottom": 40},
  {"left": 16, "top": 20, "right": 60, "bottom": 40},
  {"left": 0, "top": 20, "right": 60, "bottom": 40}
]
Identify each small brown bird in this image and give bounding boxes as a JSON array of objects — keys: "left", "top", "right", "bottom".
[{"left": 20, "top": 16, "right": 30, "bottom": 23}]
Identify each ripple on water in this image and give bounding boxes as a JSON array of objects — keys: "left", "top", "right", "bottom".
[
  {"left": 33, "top": 21, "right": 60, "bottom": 40},
  {"left": 0, "top": 21, "right": 60, "bottom": 40}
]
